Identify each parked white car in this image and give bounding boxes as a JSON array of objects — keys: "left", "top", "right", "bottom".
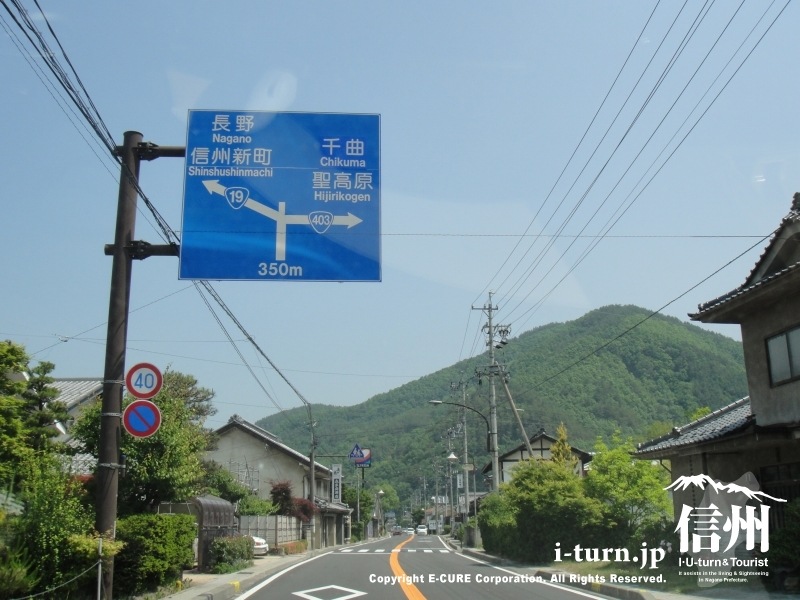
[{"left": 251, "top": 536, "right": 269, "bottom": 556}]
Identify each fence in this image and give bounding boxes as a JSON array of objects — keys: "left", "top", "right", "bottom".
[{"left": 239, "top": 514, "right": 303, "bottom": 546}]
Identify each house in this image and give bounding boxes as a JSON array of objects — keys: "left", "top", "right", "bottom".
[
  {"left": 48, "top": 378, "right": 103, "bottom": 475},
  {"left": 481, "top": 428, "right": 592, "bottom": 485},
  {"left": 50, "top": 378, "right": 103, "bottom": 437},
  {"left": 636, "top": 194, "right": 800, "bottom": 526},
  {"left": 207, "top": 415, "right": 351, "bottom": 549}
]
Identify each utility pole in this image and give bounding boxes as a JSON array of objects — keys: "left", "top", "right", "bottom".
[
  {"left": 474, "top": 292, "right": 534, "bottom": 490},
  {"left": 433, "top": 465, "right": 440, "bottom": 533},
  {"left": 450, "top": 381, "right": 470, "bottom": 525},
  {"left": 99, "top": 132, "right": 181, "bottom": 599},
  {"left": 473, "top": 292, "right": 501, "bottom": 490}
]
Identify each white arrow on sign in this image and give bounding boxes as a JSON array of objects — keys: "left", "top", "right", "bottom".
[{"left": 202, "top": 180, "right": 362, "bottom": 261}]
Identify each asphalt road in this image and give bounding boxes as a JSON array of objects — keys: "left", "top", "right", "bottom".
[{"left": 237, "top": 533, "right": 615, "bottom": 600}]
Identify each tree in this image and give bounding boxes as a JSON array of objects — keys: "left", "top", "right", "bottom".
[
  {"left": 550, "top": 422, "right": 577, "bottom": 469},
  {"left": 199, "top": 460, "right": 251, "bottom": 503},
  {"left": 0, "top": 396, "right": 32, "bottom": 487},
  {"left": 584, "top": 432, "right": 671, "bottom": 547},
  {"left": 160, "top": 367, "right": 216, "bottom": 423},
  {"left": 237, "top": 494, "right": 277, "bottom": 516},
  {"left": 686, "top": 406, "right": 712, "bottom": 421},
  {"left": 476, "top": 491, "right": 518, "bottom": 557},
  {"left": 372, "top": 483, "right": 400, "bottom": 513},
  {"left": 0, "top": 342, "right": 59, "bottom": 488},
  {"left": 0, "top": 341, "right": 29, "bottom": 397},
  {"left": 342, "top": 484, "right": 374, "bottom": 522},
  {"left": 13, "top": 453, "right": 95, "bottom": 597},
  {"left": 269, "top": 480, "right": 294, "bottom": 514},
  {"left": 21, "top": 361, "right": 68, "bottom": 452},
  {"left": 503, "top": 459, "right": 606, "bottom": 562}
]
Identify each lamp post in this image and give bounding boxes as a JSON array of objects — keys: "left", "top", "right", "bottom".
[
  {"left": 376, "top": 489, "right": 385, "bottom": 536},
  {"left": 447, "top": 451, "right": 458, "bottom": 534},
  {"left": 429, "top": 400, "right": 498, "bottom": 491}
]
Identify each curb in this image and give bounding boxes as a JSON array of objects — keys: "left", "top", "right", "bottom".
[{"left": 163, "top": 551, "right": 311, "bottom": 600}]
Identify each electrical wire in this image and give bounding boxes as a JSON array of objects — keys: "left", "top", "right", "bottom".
[
  {"left": 1, "top": 0, "right": 316, "bottom": 433},
  {"left": 466, "top": 0, "right": 790, "bottom": 385}
]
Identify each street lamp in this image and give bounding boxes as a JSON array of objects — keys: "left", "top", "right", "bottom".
[
  {"left": 447, "top": 451, "right": 458, "bottom": 532},
  {"left": 376, "top": 489, "right": 385, "bottom": 536},
  {"left": 428, "top": 400, "right": 499, "bottom": 492}
]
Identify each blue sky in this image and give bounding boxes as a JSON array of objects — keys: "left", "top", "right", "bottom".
[{"left": 2, "top": 1, "right": 798, "bottom": 431}]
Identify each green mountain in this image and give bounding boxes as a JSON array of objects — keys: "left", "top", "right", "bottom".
[{"left": 256, "top": 305, "right": 747, "bottom": 502}]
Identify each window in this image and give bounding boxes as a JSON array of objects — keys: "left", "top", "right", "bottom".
[{"left": 767, "top": 326, "right": 800, "bottom": 385}]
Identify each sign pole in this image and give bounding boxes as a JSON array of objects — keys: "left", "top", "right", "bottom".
[
  {"left": 98, "top": 134, "right": 180, "bottom": 600},
  {"left": 99, "top": 130, "right": 142, "bottom": 599}
]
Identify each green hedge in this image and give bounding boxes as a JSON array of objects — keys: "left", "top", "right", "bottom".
[
  {"left": 477, "top": 492, "right": 518, "bottom": 557},
  {"left": 114, "top": 513, "right": 195, "bottom": 595}
]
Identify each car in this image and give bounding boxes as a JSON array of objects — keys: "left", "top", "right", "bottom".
[
  {"left": 391, "top": 525, "right": 403, "bottom": 535},
  {"left": 415, "top": 524, "right": 428, "bottom": 535},
  {"left": 404, "top": 527, "right": 415, "bottom": 534},
  {"left": 251, "top": 536, "right": 269, "bottom": 556}
]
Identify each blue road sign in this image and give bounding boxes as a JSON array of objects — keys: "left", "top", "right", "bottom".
[
  {"left": 349, "top": 444, "right": 363, "bottom": 459},
  {"left": 123, "top": 400, "right": 162, "bottom": 438},
  {"left": 355, "top": 448, "right": 372, "bottom": 468},
  {"left": 180, "top": 110, "right": 381, "bottom": 281}
]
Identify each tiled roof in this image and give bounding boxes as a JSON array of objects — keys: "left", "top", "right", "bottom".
[
  {"left": 59, "top": 440, "right": 97, "bottom": 476},
  {"left": 50, "top": 378, "right": 103, "bottom": 410},
  {"left": 635, "top": 397, "right": 753, "bottom": 457},
  {"left": 693, "top": 202, "right": 800, "bottom": 318}
]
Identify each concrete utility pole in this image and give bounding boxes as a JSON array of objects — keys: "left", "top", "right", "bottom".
[
  {"left": 473, "top": 292, "right": 536, "bottom": 488},
  {"left": 99, "top": 132, "right": 181, "bottom": 599},
  {"left": 451, "top": 382, "right": 470, "bottom": 524},
  {"left": 473, "top": 292, "right": 501, "bottom": 490}
]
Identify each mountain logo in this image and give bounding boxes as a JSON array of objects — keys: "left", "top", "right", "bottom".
[
  {"left": 665, "top": 471, "right": 785, "bottom": 588},
  {"left": 666, "top": 473, "right": 786, "bottom": 503}
]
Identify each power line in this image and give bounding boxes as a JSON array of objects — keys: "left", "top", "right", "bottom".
[
  {"left": 509, "top": 0, "right": 789, "bottom": 333},
  {"left": 1, "top": 0, "right": 315, "bottom": 430},
  {"left": 525, "top": 230, "right": 773, "bottom": 392}
]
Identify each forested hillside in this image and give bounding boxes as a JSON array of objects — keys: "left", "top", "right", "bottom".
[{"left": 256, "top": 305, "right": 747, "bottom": 502}]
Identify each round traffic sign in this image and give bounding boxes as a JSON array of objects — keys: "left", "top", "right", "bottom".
[
  {"left": 125, "top": 362, "right": 163, "bottom": 400},
  {"left": 123, "top": 400, "right": 162, "bottom": 438}
]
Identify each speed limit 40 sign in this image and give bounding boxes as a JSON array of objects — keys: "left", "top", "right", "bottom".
[{"left": 125, "top": 363, "right": 163, "bottom": 400}]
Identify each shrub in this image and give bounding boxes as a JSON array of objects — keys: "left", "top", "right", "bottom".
[
  {"left": 114, "top": 513, "right": 196, "bottom": 595},
  {"left": 0, "top": 545, "right": 38, "bottom": 600},
  {"left": 769, "top": 498, "right": 800, "bottom": 569},
  {"left": 477, "top": 492, "right": 518, "bottom": 557},
  {"left": 276, "top": 539, "right": 307, "bottom": 555},
  {"left": 507, "top": 460, "right": 606, "bottom": 563},
  {"left": 478, "top": 460, "right": 608, "bottom": 563},
  {"left": 237, "top": 494, "right": 277, "bottom": 516},
  {"left": 291, "top": 497, "right": 318, "bottom": 523},
  {"left": 13, "top": 453, "right": 95, "bottom": 597},
  {"left": 208, "top": 535, "right": 253, "bottom": 573}
]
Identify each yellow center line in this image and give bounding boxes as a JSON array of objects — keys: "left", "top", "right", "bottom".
[{"left": 389, "top": 536, "right": 427, "bottom": 600}]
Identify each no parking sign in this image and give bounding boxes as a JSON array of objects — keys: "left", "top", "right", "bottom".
[{"left": 123, "top": 399, "right": 162, "bottom": 438}]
